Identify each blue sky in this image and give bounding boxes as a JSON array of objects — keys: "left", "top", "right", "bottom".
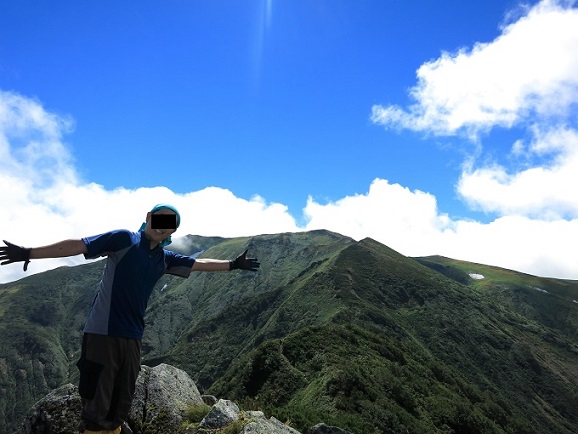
[{"left": 1, "top": 0, "right": 578, "bottom": 283}]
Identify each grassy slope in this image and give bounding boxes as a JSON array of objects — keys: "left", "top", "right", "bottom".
[
  {"left": 0, "top": 261, "right": 103, "bottom": 434},
  {"left": 209, "top": 239, "right": 578, "bottom": 434},
  {"left": 144, "top": 230, "right": 355, "bottom": 387},
  {"left": 0, "top": 232, "right": 576, "bottom": 434}
]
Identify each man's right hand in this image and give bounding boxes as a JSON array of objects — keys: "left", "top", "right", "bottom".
[{"left": 0, "top": 240, "right": 32, "bottom": 271}]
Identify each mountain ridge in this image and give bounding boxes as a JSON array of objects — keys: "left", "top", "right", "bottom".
[{"left": 1, "top": 230, "right": 577, "bottom": 433}]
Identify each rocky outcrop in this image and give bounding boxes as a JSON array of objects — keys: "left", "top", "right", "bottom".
[
  {"left": 22, "top": 364, "right": 203, "bottom": 434},
  {"left": 240, "top": 415, "right": 301, "bottom": 433},
  {"left": 195, "top": 399, "right": 240, "bottom": 431},
  {"left": 21, "top": 383, "right": 82, "bottom": 434},
  {"left": 309, "top": 423, "right": 352, "bottom": 434},
  {"left": 129, "top": 363, "right": 204, "bottom": 433},
  {"left": 21, "top": 364, "right": 351, "bottom": 434},
  {"left": 187, "top": 399, "right": 301, "bottom": 434}
]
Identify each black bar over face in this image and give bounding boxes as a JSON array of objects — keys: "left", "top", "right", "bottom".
[{"left": 151, "top": 214, "right": 177, "bottom": 229}]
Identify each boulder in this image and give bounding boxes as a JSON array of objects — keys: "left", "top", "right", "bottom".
[
  {"left": 241, "top": 416, "right": 301, "bottom": 434},
  {"left": 309, "top": 423, "right": 352, "bottom": 434},
  {"left": 22, "top": 364, "right": 205, "bottom": 434},
  {"left": 129, "top": 363, "right": 205, "bottom": 434},
  {"left": 21, "top": 383, "right": 82, "bottom": 434},
  {"left": 195, "top": 399, "right": 239, "bottom": 431}
]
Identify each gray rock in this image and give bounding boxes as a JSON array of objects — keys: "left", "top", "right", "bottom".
[
  {"left": 241, "top": 416, "right": 301, "bottom": 434},
  {"left": 21, "top": 383, "right": 82, "bottom": 434},
  {"left": 310, "top": 423, "right": 352, "bottom": 434},
  {"left": 196, "top": 399, "right": 240, "bottom": 430},
  {"left": 21, "top": 365, "right": 205, "bottom": 434},
  {"left": 129, "top": 363, "right": 204, "bottom": 433},
  {"left": 21, "top": 364, "right": 310, "bottom": 434},
  {"left": 244, "top": 410, "right": 265, "bottom": 419}
]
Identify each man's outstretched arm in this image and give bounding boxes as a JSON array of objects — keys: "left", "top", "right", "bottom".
[
  {"left": 191, "top": 250, "right": 260, "bottom": 272},
  {"left": 191, "top": 258, "right": 232, "bottom": 272},
  {"left": 29, "top": 239, "right": 88, "bottom": 259},
  {"left": 0, "top": 239, "right": 87, "bottom": 271}
]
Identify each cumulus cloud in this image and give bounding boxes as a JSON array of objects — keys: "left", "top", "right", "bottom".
[
  {"left": 371, "top": 0, "right": 578, "bottom": 137},
  {"left": 446, "top": 0, "right": 578, "bottom": 219},
  {"left": 304, "top": 179, "right": 451, "bottom": 255},
  {"left": 457, "top": 126, "right": 578, "bottom": 219}
]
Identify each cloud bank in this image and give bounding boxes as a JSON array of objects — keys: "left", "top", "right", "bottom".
[
  {"left": 369, "top": 0, "right": 578, "bottom": 278},
  {"left": 1, "top": 0, "right": 578, "bottom": 283}
]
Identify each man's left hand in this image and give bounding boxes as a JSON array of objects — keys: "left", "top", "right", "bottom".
[{"left": 230, "top": 250, "right": 260, "bottom": 272}]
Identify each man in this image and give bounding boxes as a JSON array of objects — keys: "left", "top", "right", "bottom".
[{"left": 0, "top": 204, "right": 260, "bottom": 434}]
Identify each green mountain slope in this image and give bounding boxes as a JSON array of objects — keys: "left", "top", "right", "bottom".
[
  {"left": 0, "top": 231, "right": 577, "bottom": 434},
  {"left": 415, "top": 255, "right": 578, "bottom": 340},
  {"left": 207, "top": 238, "right": 578, "bottom": 433},
  {"left": 0, "top": 261, "right": 104, "bottom": 434}
]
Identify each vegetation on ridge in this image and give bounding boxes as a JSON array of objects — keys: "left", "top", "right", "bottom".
[{"left": 0, "top": 230, "right": 577, "bottom": 434}]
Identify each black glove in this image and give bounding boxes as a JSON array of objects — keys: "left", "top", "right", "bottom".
[
  {"left": 229, "top": 250, "right": 260, "bottom": 272},
  {"left": 0, "top": 240, "right": 32, "bottom": 271}
]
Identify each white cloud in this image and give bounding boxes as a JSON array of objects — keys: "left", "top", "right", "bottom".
[
  {"left": 304, "top": 179, "right": 451, "bottom": 255},
  {"left": 0, "top": 91, "right": 76, "bottom": 185},
  {"left": 371, "top": 0, "right": 578, "bottom": 137},
  {"left": 457, "top": 126, "right": 578, "bottom": 219}
]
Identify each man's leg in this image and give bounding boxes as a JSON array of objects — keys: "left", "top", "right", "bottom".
[
  {"left": 78, "top": 334, "right": 123, "bottom": 431},
  {"left": 106, "top": 337, "right": 141, "bottom": 429}
]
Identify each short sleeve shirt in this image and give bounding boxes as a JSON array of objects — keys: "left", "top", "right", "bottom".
[{"left": 82, "top": 230, "right": 195, "bottom": 339}]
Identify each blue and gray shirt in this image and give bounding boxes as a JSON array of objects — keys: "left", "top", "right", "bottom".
[{"left": 82, "top": 229, "right": 195, "bottom": 339}]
